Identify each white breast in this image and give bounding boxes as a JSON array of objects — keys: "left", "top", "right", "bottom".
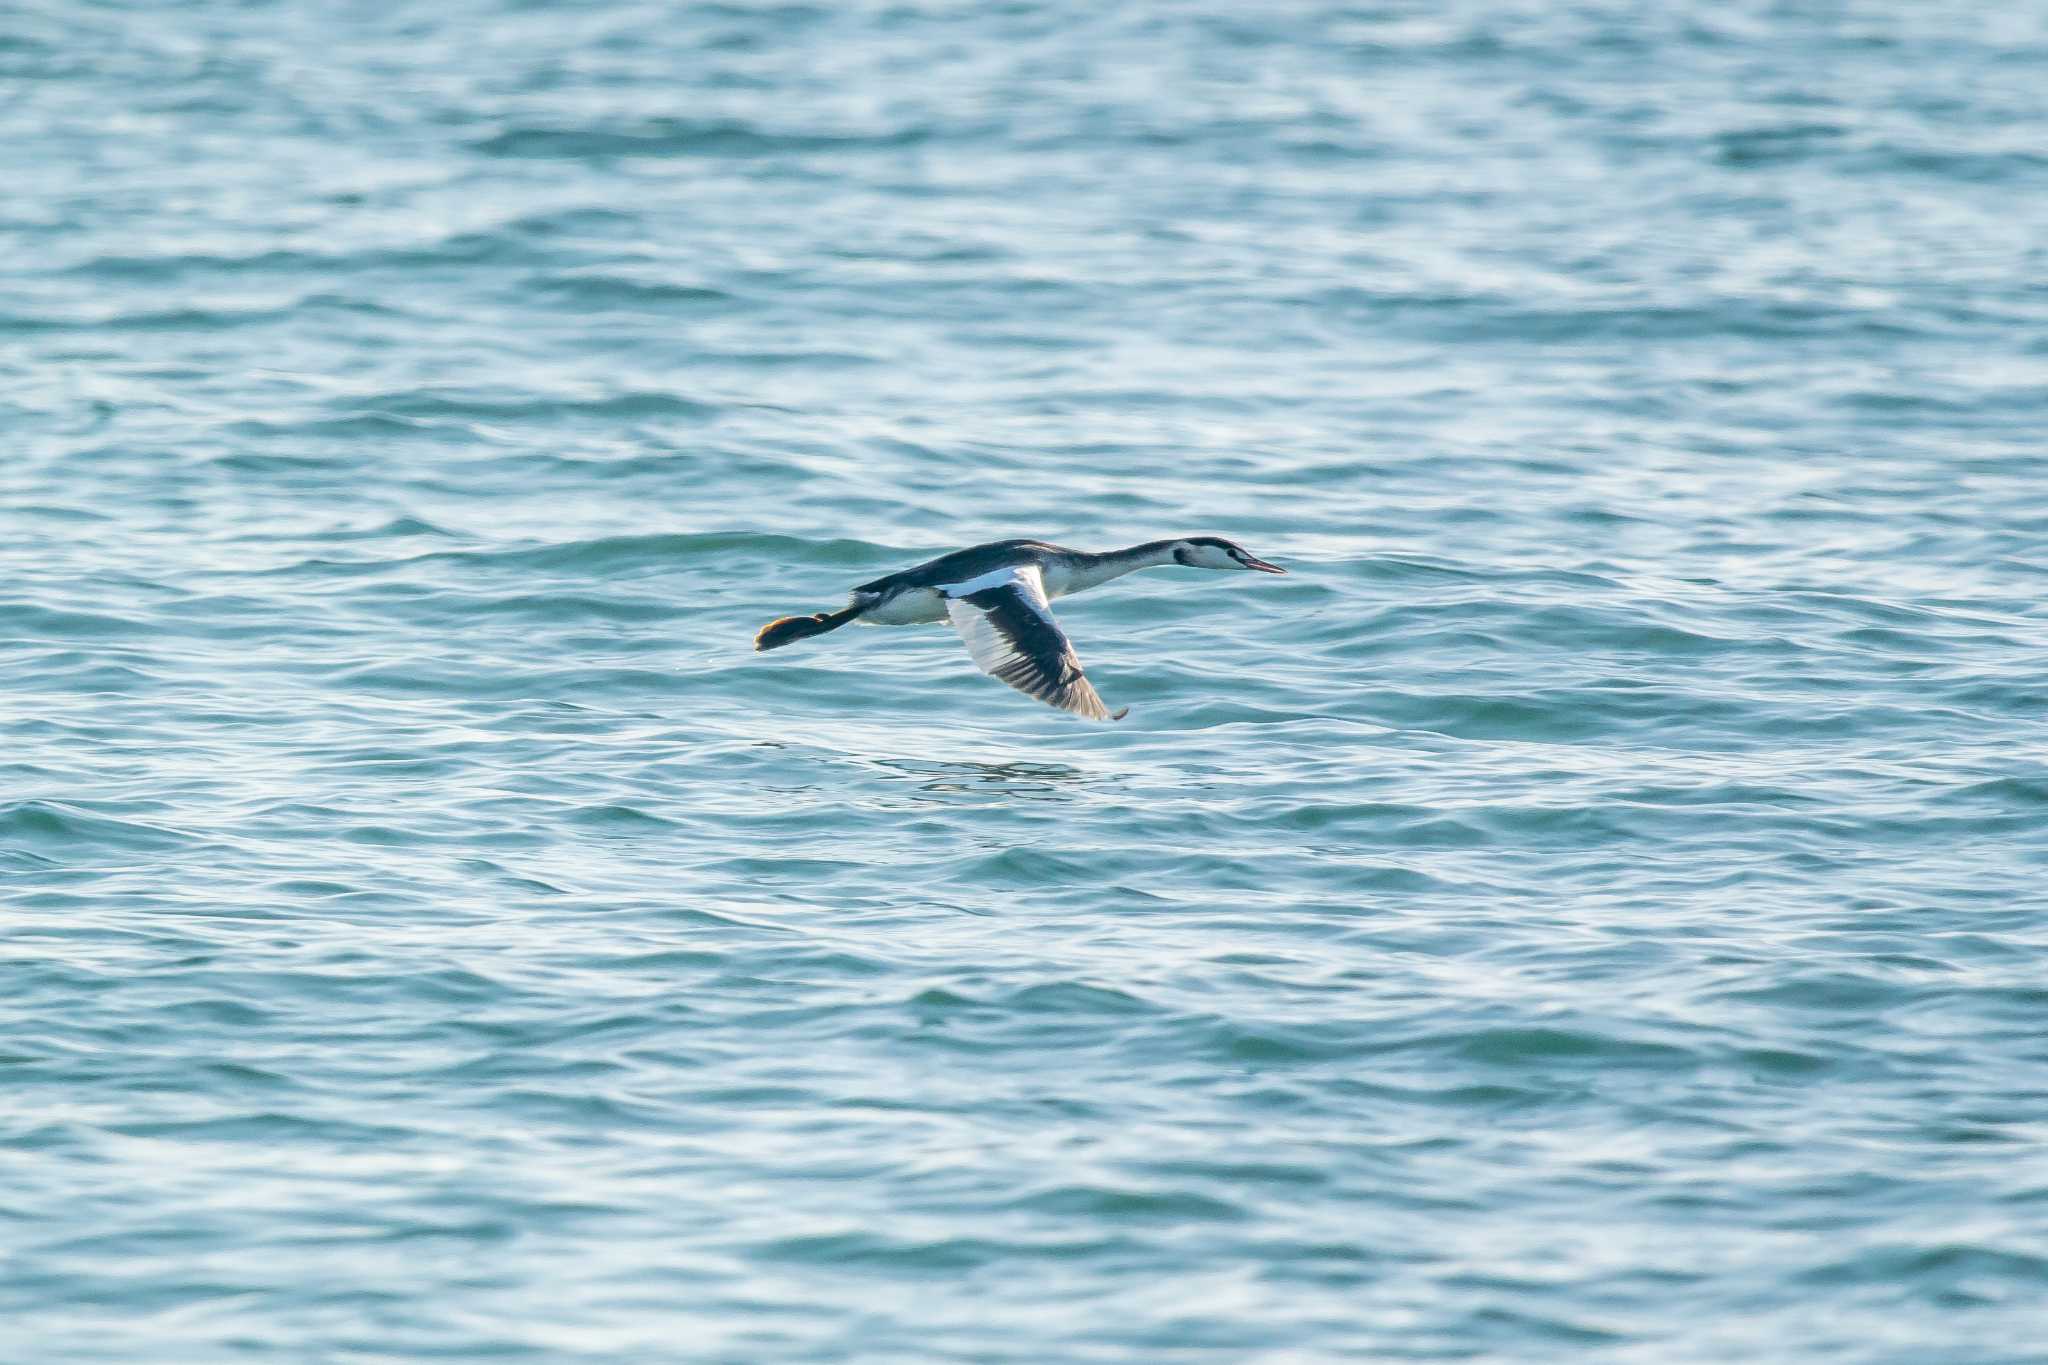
[{"left": 1044, "top": 560, "right": 1106, "bottom": 598}]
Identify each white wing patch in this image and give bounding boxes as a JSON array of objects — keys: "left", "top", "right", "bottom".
[{"left": 939, "top": 566, "right": 1125, "bottom": 722}]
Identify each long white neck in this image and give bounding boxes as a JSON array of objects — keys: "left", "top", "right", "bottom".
[{"left": 1056, "top": 540, "right": 1182, "bottom": 596}]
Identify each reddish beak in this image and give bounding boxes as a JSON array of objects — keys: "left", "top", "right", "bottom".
[{"left": 1242, "top": 555, "right": 1287, "bottom": 574}]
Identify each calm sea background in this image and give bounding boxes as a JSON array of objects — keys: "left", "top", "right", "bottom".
[{"left": 6, "top": 1, "right": 2048, "bottom": 1360}]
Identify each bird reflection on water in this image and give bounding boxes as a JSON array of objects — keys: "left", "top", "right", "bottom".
[{"left": 870, "top": 756, "right": 1091, "bottom": 803}]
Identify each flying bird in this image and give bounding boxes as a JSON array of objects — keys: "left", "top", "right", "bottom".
[{"left": 753, "top": 536, "right": 1286, "bottom": 720}]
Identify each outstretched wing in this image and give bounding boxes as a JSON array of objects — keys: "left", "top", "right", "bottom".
[{"left": 940, "top": 566, "right": 1127, "bottom": 721}]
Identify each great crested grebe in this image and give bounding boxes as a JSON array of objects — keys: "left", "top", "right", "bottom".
[{"left": 753, "top": 536, "right": 1286, "bottom": 721}]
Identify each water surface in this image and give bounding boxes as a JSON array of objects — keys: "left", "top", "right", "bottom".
[{"left": 6, "top": 2, "right": 2048, "bottom": 1360}]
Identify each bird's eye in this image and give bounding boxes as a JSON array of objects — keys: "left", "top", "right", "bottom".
[{"left": 1174, "top": 547, "right": 1191, "bottom": 565}]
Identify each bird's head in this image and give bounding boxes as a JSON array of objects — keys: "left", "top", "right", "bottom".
[{"left": 1171, "top": 536, "right": 1287, "bottom": 574}]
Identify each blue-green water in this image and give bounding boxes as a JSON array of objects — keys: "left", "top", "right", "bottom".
[{"left": 7, "top": 2, "right": 2048, "bottom": 1359}]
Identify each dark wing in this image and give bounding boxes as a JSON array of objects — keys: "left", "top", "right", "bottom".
[
  {"left": 940, "top": 566, "right": 1126, "bottom": 722},
  {"left": 855, "top": 539, "right": 1070, "bottom": 595}
]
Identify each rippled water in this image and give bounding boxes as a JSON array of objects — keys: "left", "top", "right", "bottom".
[{"left": 8, "top": 2, "right": 2048, "bottom": 1359}]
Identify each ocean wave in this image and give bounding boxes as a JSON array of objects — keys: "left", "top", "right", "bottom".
[
  {"left": 471, "top": 118, "right": 930, "bottom": 159},
  {"left": 0, "top": 801, "right": 198, "bottom": 856}
]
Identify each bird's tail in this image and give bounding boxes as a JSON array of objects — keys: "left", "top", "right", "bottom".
[{"left": 754, "top": 604, "right": 861, "bottom": 652}]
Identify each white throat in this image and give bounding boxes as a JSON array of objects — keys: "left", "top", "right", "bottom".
[{"left": 1045, "top": 543, "right": 1180, "bottom": 598}]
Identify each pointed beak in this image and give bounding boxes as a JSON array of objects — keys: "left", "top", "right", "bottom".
[{"left": 1240, "top": 554, "right": 1287, "bottom": 574}]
